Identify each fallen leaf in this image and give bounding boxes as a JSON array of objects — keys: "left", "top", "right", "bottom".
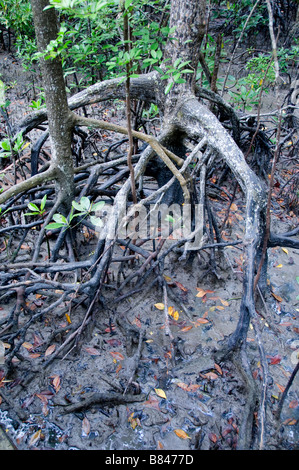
[
  {"left": 29, "top": 353, "right": 41, "bottom": 359},
  {"left": 180, "top": 325, "right": 193, "bottom": 332},
  {"left": 168, "top": 306, "right": 179, "bottom": 320},
  {"left": 84, "top": 346, "right": 101, "bottom": 356},
  {"left": 109, "top": 351, "right": 124, "bottom": 361},
  {"left": 271, "top": 292, "right": 283, "bottom": 302},
  {"left": 29, "top": 429, "right": 42, "bottom": 447},
  {"left": 82, "top": 417, "right": 90, "bottom": 436},
  {"left": 154, "top": 303, "right": 165, "bottom": 310},
  {"left": 174, "top": 429, "right": 191, "bottom": 440},
  {"left": 196, "top": 288, "right": 206, "bottom": 298},
  {"left": 220, "top": 299, "right": 229, "bottom": 306},
  {"left": 144, "top": 395, "right": 161, "bottom": 410},
  {"left": 209, "top": 432, "right": 218, "bottom": 443},
  {"left": 275, "top": 264, "right": 283, "bottom": 268},
  {"left": 268, "top": 354, "right": 282, "bottom": 365},
  {"left": 289, "top": 400, "right": 298, "bottom": 409},
  {"left": 230, "top": 203, "right": 238, "bottom": 211},
  {"left": 193, "top": 317, "right": 209, "bottom": 325},
  {"left": 174, "top": 281, "right": 188, "bottom": 292},
  {"left": 176, "top": 382, "right": 189, "bottom": 391},
  {"left": 52, "top": 374, "right": 61, "bottom": 392},
  {"left": 45, "top": 344, "right": 56, "bottom": 356},
  {"left": 157, "top": 441, "right": 164, "bottom": 449},
  {"left": 22, "top": 342, "right": 33, "bottom": 351},
  {"left": 283, "top": 418, "right": 297, "bottom": 426},
  {"left": 65, "top": 313, "right": 71, "bottom": 324},
  {"left": 154, "top": 388, "right": 167, "bottom": 399},
  {"left": 281, "top": 248, "right": 288, "bottom": 254},
  {"left": 214, "top": 363, "right": 223, "bottom": 375},
  {"left": 128, "top": 412, "right": 140, "bottom": 429},
  {"left": 276, "top": 382, "right": 285, "bottom": 393},
  {"left": 202, "top": 372, "right": 218, "bottom": 380}
]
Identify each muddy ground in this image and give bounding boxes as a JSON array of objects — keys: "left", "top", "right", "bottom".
[{"left": 0, "top": 49, "right": 298, "bottom": 451}]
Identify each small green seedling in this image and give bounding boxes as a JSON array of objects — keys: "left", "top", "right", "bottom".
[
  {"left": 45, "top": 196, "right": 105, "bottom": 231},
  {"left": 25, "top": 194, "right": 47, "bottom": 217}
]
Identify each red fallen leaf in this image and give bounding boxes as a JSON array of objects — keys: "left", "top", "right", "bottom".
[
  {"left": 174, "top": 281, "right": 188, "bottom": 292},
  {"left": 109, "top": 351, "right": 124, "bottom": 361},
  {"left": 106, "top": 339, "right": 121, "bottom": 347},
  {"left": 144, "top": 395, "right": 161, "bottom": 411},
  {"left": 209, "top": 433, "right": 218, "bottom": 443},
  {"left": 268, "top": 354, "right": 282, "bottom": 365},
  {"left": 289, "top": 400, "right": 298, "bottom": 409},
  {"left": 221, "top": 427, "right": 232, "bottom": 437},
  {"left": 276, "top": 382, "right": 285, "bottom": 393}
]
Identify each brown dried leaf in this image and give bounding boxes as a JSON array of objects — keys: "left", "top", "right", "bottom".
[
  {"left": 45, "top": 344, "right": 56, "bottom": 356},
  {"left": 84, "top": 346, "right": 101, "bottom": 356},
  {"left": 82, "top": 417, "right": 90, "bottom": 436},
  {"left": 29, "top": 429, "right": 42, "bottom": 447}
]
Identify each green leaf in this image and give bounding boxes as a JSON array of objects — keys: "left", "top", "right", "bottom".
[
  {"left": 40, "top": 195, "right": 47, "bottom": 211},
  {"left": 72, "top": 201, "right": 84, "bottom": 212},
  {"left": 27, "top": 203, "right": 39, "bottom": 212},
  {"left": 80, "top": 196, "right": 91, "bottom": 211},
  {"left": 45, "top": 222, "right": 65, "bottom": 230},
  {"left": 0, "top": 140, "right": 11, "bottom": 151},
  {"left": 165, "top": 81, "right": 174, "bottom": 95},
  {"left": 90, "top": 216, "right": 103, "bottom": 227},
  {"left": 92, "top": 201, "right": 105, "bottom": 211},
  {"left": 53, "top": 213, "right": 68, "bottom": 224}
]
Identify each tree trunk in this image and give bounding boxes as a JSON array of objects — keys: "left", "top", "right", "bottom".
[{"left": 30, "top": 0, "right": 75, "bottom": 209}]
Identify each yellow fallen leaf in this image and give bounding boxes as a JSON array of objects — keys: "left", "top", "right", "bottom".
[
  {"left": 22, "top": 342, "right": 33, "bottom": 350},
  {"left": 154, "top": 303, "right": 165, "bottom": 310},
  {"left": 230, "top": 203, "right": 238, "bottom": 211},
  {"left": 154, "top": 388, "right": 167, "bottom": 399},
  {"left": 275, "top": 264, "right": 283, "bottom": 268},
  {"left": 168, "top": 306, "right": 179, "bottom": 320},
  {"left": 281, "top": 248, "right": 288, "bottom": 254},
  {"left": 65, "top": 313, "right": 71, "bottom": 324},
  {"left": 196, "top": 288, "right": 206, "bottom": 298},
  {"left": 174, "top": 429, "right": 191, "bottom": 440}
]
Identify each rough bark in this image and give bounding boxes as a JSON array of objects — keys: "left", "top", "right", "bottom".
[{"left": 30, "top": 0, "right": 75, "bottom": 208}]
